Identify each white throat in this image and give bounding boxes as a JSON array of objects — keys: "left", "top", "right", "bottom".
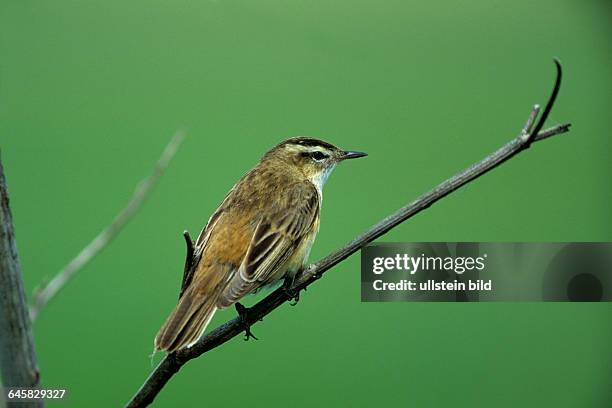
[{"left": 310, "top": 165, "right": 335, "bottom": 199}]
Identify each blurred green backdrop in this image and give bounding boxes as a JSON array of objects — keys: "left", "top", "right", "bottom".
[{"left": 1, "top": 0, "right": 611, "bottom": 407}]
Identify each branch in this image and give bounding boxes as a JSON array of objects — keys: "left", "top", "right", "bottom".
[
  {"left": 126, "top": 61, "right": 571, "bottom": 407},
  {"left": 0, "top": 153, "right": 43, "bottom": 407},
  {"left": 29, "top": 131, "right": 186, "bottom": 321}
]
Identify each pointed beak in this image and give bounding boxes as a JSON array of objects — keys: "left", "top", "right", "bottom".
[{"left": 340, "top": 150, "right": 368, "bottom": 161}]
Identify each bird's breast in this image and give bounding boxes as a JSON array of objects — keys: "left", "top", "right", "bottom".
[{"left": 283, "top": 217, "right": 320, "bottom": 279}]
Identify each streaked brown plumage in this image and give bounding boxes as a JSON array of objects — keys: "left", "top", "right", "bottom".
[{"left": 154, "top": 137, "right": 366, "bottom": 353}]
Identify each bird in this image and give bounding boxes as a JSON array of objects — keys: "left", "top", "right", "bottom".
[{"left": 154, "top": 137, "right": 367, "bottom": 353}]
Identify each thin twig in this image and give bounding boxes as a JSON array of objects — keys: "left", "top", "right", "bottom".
[
  {"left": 179, "top": 231, "right": 195, "bottom": 299},
  {"left": 533, "top": 123, "right": 571, "bottom": 142},
  {"left": 0, "top": 153, "right": 42, "bottom": 407},
  {"left": 29, "top": 132, "right": 186, "bottom": 321},
  {"left": 126, "top": 61, "right": 571, "bottom": 407},
  {"left": 521, "top": 104, "right": 540, "bottom": 137}
]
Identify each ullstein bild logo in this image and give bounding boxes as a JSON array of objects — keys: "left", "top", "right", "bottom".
[{"left": 361, "top": 243, "right": 612, "bottom": 302}]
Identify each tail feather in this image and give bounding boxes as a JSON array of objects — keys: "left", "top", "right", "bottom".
[
  {"left": 170, "top": 303, "right": 218, "bottom": 351},
  {"left": 154, "top": 285, "right": 219, "bottom": 353}
]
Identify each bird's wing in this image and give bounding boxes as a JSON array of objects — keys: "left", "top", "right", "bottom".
[
  {"left": 181, "top": 177, "right": 245, "bottom": 296},
  {"left": 218, "top": 181, "right": 319, "bottom": 307},
  {"left": 194, "top": 183, "right": 237, "bottom": 251}
]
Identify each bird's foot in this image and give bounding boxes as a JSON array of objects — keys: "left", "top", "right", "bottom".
[
  {"left": 283, "top": 277, "right": 300, "bottom": 306},
  {"left": 235, "top": 303, "right": 258, "bottom": 341},
  {"left": 305, "top": 265, "right": 320, "bottom": 280}
]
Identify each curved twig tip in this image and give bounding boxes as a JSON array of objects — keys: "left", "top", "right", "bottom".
[{"left": 526, "top": 59, "right": 563, "bottom": 145}]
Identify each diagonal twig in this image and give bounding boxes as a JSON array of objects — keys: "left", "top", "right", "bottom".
[
  {"left": 29, "top": 131, "right": 186, "bottom": 322},
  {"left": 126, "top": 61, "right": 571, "bottom": 407}
]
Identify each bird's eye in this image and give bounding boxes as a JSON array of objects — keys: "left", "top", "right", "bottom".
[{"left": 310, "top": 151, "right": 328, "bottom": 161}]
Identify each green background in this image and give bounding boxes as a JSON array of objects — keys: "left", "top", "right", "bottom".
[{"left": 1, "top": 0, "right": 611, "bottom": 407}]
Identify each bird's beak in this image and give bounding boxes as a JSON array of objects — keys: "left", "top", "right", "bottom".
[{"left": 340, "top": 151, "right": 368, "bottom": 161}]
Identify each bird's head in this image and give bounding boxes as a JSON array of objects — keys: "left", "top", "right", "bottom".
[{"left": 264, "top": 136, "right": 367, "bottom": 189}]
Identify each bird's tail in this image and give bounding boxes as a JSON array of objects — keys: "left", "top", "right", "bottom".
[{"left": 154, "top": 284, "right": 220, "bottom": 353}]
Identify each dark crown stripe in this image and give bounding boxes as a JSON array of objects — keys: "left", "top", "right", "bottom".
[{"left": 279, "top": 137, "right": 337, "bottom": 150}]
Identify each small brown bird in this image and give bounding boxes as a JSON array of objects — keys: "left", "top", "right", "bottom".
[{"left": 154, "top": 137, "right": 366, "bottom": 353}]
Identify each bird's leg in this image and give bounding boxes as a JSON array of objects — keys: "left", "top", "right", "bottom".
[
  {"left": 282, "top": 276, "right": 300, "bottom": 306},
  {"left": 235, "top": 302, "right": 258, "bottom": 341}
]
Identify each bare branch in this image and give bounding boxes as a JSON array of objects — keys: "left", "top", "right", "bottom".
[
  {"left": 0, "top": 153, "right": 42, "bottom": 407},
  {"left": 29, "top": 132, "right": 186, "bottom": 321},
  {"left": 126, "top": 62, "right": 571, "bottom": 407},
  {"left": 533, "top": 123, "right": 571, "bottom": 142}
]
